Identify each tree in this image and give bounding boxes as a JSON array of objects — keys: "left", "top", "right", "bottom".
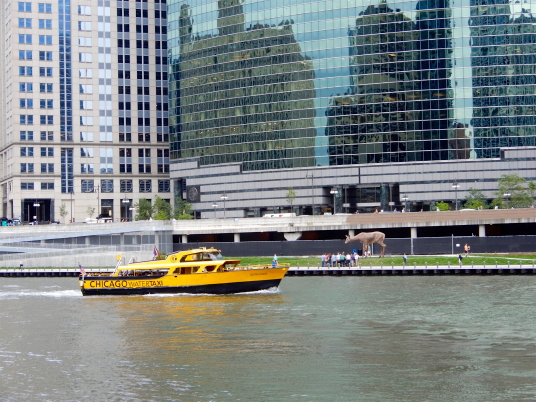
[
  {"left": 286, "top": 187, "right": 296, "bottom": 213},
  {"left": 435, "top": 201, "right": 450, "bottom": 211},
  {"left": 493, "top": 174, "right": 533, "bottom": 208},
  {"left": 174, "top": 197, "right": 193, "bottom": 220},
  {"left": 153, "top": 195, "right": 172, "bottom": 220},
  {"left": 463, "top": 188, "right": 487, "bottom": 210},
  {"left": 134, "top": 199, "right": 153, "bottom": 220},
  {"left": 59, "top": 203, "right": 68, "bottom": 223},
  {"left": 86, "top": 206, "right": 95, "bottom": 219}
]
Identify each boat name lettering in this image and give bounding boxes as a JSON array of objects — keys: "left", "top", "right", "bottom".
[
  {"left": 88, "top": 280, "right": 164, "bottom": 288},
  {"left": 250, "top": 273, "right": 268, "bottom": 276}
]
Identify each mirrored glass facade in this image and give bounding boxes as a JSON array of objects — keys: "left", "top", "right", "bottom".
[{"left": 168, "top": 0, "right": 536, "bottom": 170}]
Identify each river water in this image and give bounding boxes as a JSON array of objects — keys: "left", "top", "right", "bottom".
[{"left": 1, "top": 276, "right": 536, "bottom": 401}]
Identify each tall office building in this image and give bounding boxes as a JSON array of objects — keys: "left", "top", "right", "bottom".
[
  {"left": 168, "top": 0, "right": 536, "bottom": 217},
  {"left": 0, "top": 0, "right": 169, "bottom": 222}
]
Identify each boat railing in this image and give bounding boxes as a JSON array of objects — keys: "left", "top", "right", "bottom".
[{"left": 233, "top": 263, "right": 290, "bottom": 270}]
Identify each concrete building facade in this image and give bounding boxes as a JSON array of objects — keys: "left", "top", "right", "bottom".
[
  {"left": 0, "top": 0, "right": 170, "bottom": 223},
  {"left": 167, "top": 0, "right": 536, "bottom": 218}
]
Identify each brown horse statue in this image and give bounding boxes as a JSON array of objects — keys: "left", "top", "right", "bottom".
[{"left": 345, "top": 231, "right": 386, "bottom": 258}]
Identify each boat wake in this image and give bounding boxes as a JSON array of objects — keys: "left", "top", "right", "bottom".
[{"left": 0, "top": 289, "right": 81, "bottom": 299}]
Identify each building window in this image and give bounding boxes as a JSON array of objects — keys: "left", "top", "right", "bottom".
[
  {"left": 41, "top": 183, "right": 54, "bottom": 190},
  {"left": 19, "top": 66, "right": 33, "bottom": 76},
  {"left": 139, "top": 179, "right": 151, "bottom": 193},
  {"left": 19, "top": 82, "right": 33, "bottom": 92},
  {"left": 20, "top": 115, "right": 34, "bottom": 125},
  {"left": 20, "top": 131, "right": 34, "bottom": 141},
  {"left": 81, "top": 163, "right": 94, "bottom": 173},
  {"left": 40, "top": 115, "right": 54, "bottom": 125},
  {"left": 120, "top": 179, "right": 133, "bottom": 192},
  {"left": 119, "top": 132, "right": 132, "bottom": 142},
  {"left": 157, "top": 133, "right": 169, "bottom": 142},
  {"left": 40, "top": 83, "right": 53, "bottom": 93},
  {"left": 38, "top": 19, "right": 52, "bottom": 29},
  {"left": 40, "top": 131, "right": 53, "bottom": 141},
  {"left": 38, "top": 3, "right": 52, "bottom": 13},
  {"left": 101, "top": 179, "right": 114, "bottom": 193},
  {"left": 138, "top": 133, "right": 150, "bottom": 142},
  {"left": 20, "top": 147, "right": 34, "bottom": 157},
  {"left": 38, "top": 35, "right": 53, "bottom": 45},
  {"left": 81, "top": 147, "right": 93, "bottom": 157},
  {"left": 78, "top": 5, "right": 91, "bottom": 15},
  {"left": 21, "top": 163, "right": 34, "bottom": 173},
  {"left": 119, "top": 148, "right": 132, "bottom": 173},
  {"left": 39, "top": 51, "right": 53, "bottom": 61},
  {"left": 80, "top": 84, "right": 93, "bottom": 94},
  {"left": 78, "top": 21, "right": 92, "bottom": 31},
  {"left": 158, "top": 180, "right": 170, "bottom": 193},
  {"left": 40, "top": 147, "right": 54, "bottom": 157},
  {"left": 80, "top": 132, "right": 94, "bottom": 142},
  {"left": 138, "top": 149, "right": 151, "bottom": 173},
  {"left": 39, "top": 67, "right": 53, "bottom": 77},
  {"left": 18, "top": 18, "right": 32, "bottom": 28},
  {"left": 100, "top": 148, "right": 113, "bottom": 173},
  {"left": 21, "top": 183, "right": 35, "bottom": 190},
  {"left": 19, "top": 50, "right": 33, "bottom": 60},
  {"left": 41, "top": 163, "right": 54, "bottom": 173},
  {"left": 18, "top": 34, "right": 32, "bottom": 44},
  {"left": 81, "top": 180, "right": 94, "bottom": 193},
  {"left": 157, "top": 149, "right": 169, "bottom": 173},
  {"left": 20, "top": 99, "right": 33, "bottom": 108}
]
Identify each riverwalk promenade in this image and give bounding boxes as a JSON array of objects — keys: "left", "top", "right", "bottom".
[{"left": 1, "top": 262, "right": 535, "bottom": 277}]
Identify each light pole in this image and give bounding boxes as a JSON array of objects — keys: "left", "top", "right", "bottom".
[
  {"left": 306, "top": 173, "right": 315, "bottom": 215},
  {"left": 122, "top": 195, "right": 130, "bottom": 221},
  {"left": 330, "top": 188, "right": 338, "bottom": 214},
  {"left": 94, "top": 184, "right": 100, "bottom": 217},
  {"left": 212, "top": 203, "right": 218, "bottom": 219},
  {"left": 220, "top": 193, "right": 228, "bottom": 218},
  {"left": 401, "top": 194, "right": 409, "bottom": 212},
  {"left": 452, "top": 182, "right": 460, "bottom": 211},
  {"left": 503, "top": 192, "right": 511, "bottom": 209},
  {"left": 70, "top": 190, "right": 74, "bottom": 222}
]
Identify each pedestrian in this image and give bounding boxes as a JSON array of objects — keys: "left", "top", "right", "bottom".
[
  {"left": 321, "top": 253, "right": 325, "bottom": 268},
  {"left": 273, "top": 254, "right": 278, "bottom": 263},
  {"left": 19, "top": 260, "right": 23, "bottom": 268},
  {"left": 346, "top": 253, "right": 351, "bottom": 266},
  {"left": 403, "top": 253, "right": 407, "bottom": 266},
  {"left": 464, "top": 244, "right": 469, "bottom": 257},
  {"left": 340, "top": 252, "right": 345, "bottom": 267},
  {"left": 331, "top": 253, "right": 337, "bottom": 267},
  {"left": 458, "top": 254, "right": 463, "bottom": 265}
]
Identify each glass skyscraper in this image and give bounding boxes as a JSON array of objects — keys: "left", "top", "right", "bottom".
[{"left": 168, "top": 0, "right": 536, "bottom": 217}]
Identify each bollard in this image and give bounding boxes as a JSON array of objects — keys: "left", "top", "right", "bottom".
[
  {"left": 369, "top": 263, "right": 372, "bottom": 269},
  {"left": 391, "top": 263, "right": 394, "bottom": 270},
  {"left": 471, "top": 261, "right": 474, "bottom": 268},
  {"left": 508, "top": 261, "right": 510, "bottom": 269},
  {"left": 483, "top": 261, "right": 486, "bottom": 269},
  {"left": 413, "top": 262, "right": 416, "bottom": 268},
  {"left": 448, "top": 262, "right": 450, "bottom": 269},
  {"left": 436, "top": 262, "right": 439, "bottom": 269},
  {"left": 495, "top": 261, "right": 498, "bottom": 269},
  {"left": 425, "top": 262, "right": 427, "bottom": 268},
  {"left": 297, "top": 263, "right": 299, "bottom": 270},
  {"left": 381, "top": 262, "right": 383, "bottom": 269}
]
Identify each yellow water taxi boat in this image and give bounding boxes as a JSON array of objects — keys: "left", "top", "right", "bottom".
[{"left": 79, "top": 247, "right": 289, "bottom": 296}]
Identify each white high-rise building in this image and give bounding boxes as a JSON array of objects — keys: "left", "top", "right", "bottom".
[{"left": 0, "top": 0, "right": 169, "bottom": 223}]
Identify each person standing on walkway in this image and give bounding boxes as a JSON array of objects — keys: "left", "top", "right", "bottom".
[
  {"left": 19, "top": 260, "right": 23, "bottom": 268},
  {"left": 458, "top": 254, "right": 463, "bottom": 265},
  {"left": 403, "top": 254, "right": 408, "bottom": 266}
]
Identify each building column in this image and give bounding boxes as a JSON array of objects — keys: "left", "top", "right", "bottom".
[
  {"left": 182, "top": 235, "right": 188, "bottom": 243},
  {"left": 479, "top": 225, "right": 486, "bottom": 237},
  {"left": 234, "top": 233, "right": 240, "bottom": 242},
  {"left": 348, "top": 229, "right": 355, "bottom": 237},
  {"left": 411, "top": 227, "right": 417, "bottom": 238}
]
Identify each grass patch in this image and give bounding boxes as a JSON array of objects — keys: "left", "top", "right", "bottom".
[{"left": 234, "top": 254, "right": 536, "bottom": 267}]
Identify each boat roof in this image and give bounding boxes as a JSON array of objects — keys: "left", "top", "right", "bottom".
[{"left": 120, "top": 247, "right": 238, "bottom": 270}]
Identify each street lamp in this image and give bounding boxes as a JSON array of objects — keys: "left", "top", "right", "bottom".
[
  {"left": 306, "top": 173, "right": 315, "bottom": 215},
  {"left": 70, "top": 190, "right": 74, "bottom": 223},
  {"left": 220, "top": 193, "right": 228, "bottom": 218},
  {"left": 452, "top": 182, "right": 460, "bottom": 211},
  {"left": 212, "top": 203, "right": 218, "bottom": 219},
  {"left": 122, "top": 195, "right": 130, "bottom": 221},
  {"left": 503, "top": 192, "right": 511, "bottom": 209},
  {"left": 330, "top": 188, "right": 338, "bottom": 214},
  {"left": 401, "top": 194, "right": 409, "bottom": 212}
]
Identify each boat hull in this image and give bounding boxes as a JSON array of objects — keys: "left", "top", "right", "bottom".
[
  {"left": 81, "top": 278, "right": 283, "bottom": 296},
  {"left": 79, "top": 267, "right": 289, "bottom": 296}
]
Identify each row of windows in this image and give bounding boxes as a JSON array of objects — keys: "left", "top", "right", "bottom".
[
  {"left": 19, "top": 50, "right": 52, "bottom": 60},
  {"left": 117, "top": 85, "right": 168, "bottom": 96},
  {"left": 81, "top": 179, "right": 170, "bottom": 193},
  {"left": 18, "top": 130, "right": 169, "bottom": 143},
  {"left": 19, "top": 115, "right": 53, "bottom": 125},
  {"left": 18, "top": 18, "right": 52, "bottom": 28},
  {"left": 21, "top": 182, "right": 54, "bottom": 190},
  {"left": 18, "top": 34, "right": 53, "bottom": 45},
  {"left": 18, "top": 2, "right": 51, "bottom": 12},
  {"left": 116, "top": 23, "right": 168, "bottom": 34},
  {"left": 116, "top": 8, "right": 167, "bottom": 18},
  {"left": 117, "top": 70, "right": 169, "bottom": 81},
  {"left": 20, "top": 147, "right": 54, "bottom": 157},
  {"left": 19, "top": 99, "right": 54, "bottom": 108},
  {"left": 117, "top": 117, "right": 169, "bottom": 126}
]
